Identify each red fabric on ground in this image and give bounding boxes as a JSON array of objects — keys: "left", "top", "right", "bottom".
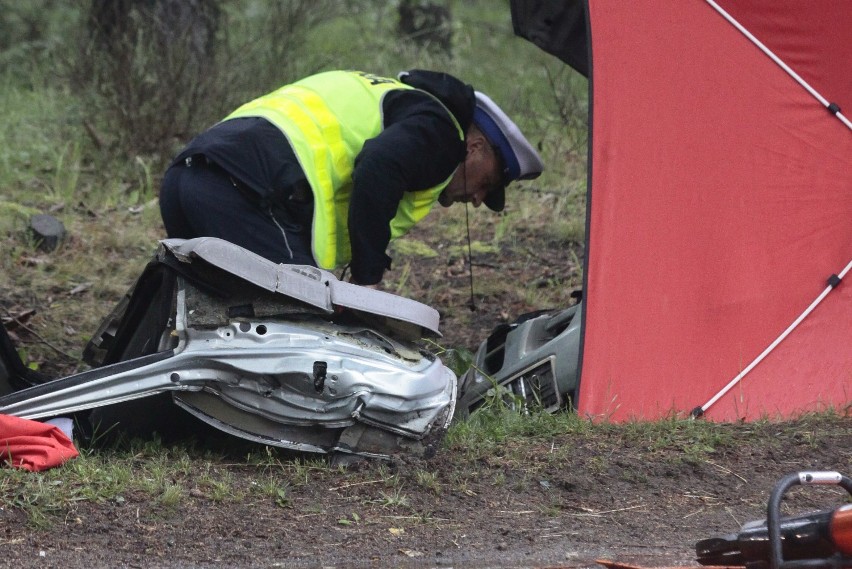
[{"left": 0, "top": 413, "right": 79, "bottom": 472}]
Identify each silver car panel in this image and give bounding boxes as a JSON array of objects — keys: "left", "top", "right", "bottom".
[
  {"left": 162, "top": 237, "right": 441, "bottom": 339},
  {"left": 0, "top": 238, "right": 456, "bottom": 459}
]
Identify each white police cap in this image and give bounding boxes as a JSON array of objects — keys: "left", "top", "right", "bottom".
[{"left": 472, "top": 91, "right": 544, "bottom": 211}]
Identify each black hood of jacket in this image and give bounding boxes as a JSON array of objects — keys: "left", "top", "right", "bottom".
[{"left": 398, "top": 69, "right": 476, "bottom": 131}]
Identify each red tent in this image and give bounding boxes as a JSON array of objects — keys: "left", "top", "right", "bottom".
[{"left": 512, "top": 0, "right": 851, "bottom": 421}]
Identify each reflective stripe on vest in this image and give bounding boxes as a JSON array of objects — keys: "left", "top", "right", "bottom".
[{"left": 224, "top": 70, "right": 463, "bottom": 269}]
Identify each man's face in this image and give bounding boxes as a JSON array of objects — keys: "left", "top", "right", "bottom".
[{"left": 439, "top": 133, "right": 504, "bottom": 208}]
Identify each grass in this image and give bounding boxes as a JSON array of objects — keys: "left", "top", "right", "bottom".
[
  {"left": 376, "top": 487, "right": 411, "bottom": 509},
  {"left": 1, "top": 408, "right": 847, "bottom": 527},
  {"left": 414, "top": 469, "right": 441, "bottom": 494}
]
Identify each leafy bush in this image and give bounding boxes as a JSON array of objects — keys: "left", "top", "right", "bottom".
[{"left": 69, "top": 0, "right": 338, "bottom": 166}]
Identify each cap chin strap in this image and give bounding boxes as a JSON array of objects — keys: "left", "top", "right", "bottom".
[{"left": 463, "top": 162, "right": 477, "bottom": 312}]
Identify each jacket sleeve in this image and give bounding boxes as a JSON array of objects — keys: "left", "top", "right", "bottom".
[{"left": 347, "top": 90, "right": 465, "bottom": 285}]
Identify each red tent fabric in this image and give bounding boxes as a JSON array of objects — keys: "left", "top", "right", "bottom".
[
  {"left": 575, "top": 0, "right": 851, "bottom": 420},
  {"left": 1, "top": 413, "right": 79, "bottom": 471}
]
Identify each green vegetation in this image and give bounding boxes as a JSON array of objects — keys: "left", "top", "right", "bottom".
[{"left": 3, "top": 408, "right": 846, "bottom": 527}]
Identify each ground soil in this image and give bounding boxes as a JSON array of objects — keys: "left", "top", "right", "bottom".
[
  {"left": 2, "top": 214, "right": 850, "bottom": 568},
  {"left": 395, "top": 209, "right": 586, "bottom": 355},
  {"left": 2, "top": 416, "right": 850, "bottom": 569}
]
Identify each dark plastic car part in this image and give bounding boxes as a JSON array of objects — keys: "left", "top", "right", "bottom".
[{"left": 457, "top": 302, "right": 582, "bottom": 417}]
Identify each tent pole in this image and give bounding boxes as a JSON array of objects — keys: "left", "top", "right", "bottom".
[
  {"left": 694, "top": 259, "right": 852, "bottom": 418},
  {"left": 704, "top": 0, "right": 852, "bottom": 131}
]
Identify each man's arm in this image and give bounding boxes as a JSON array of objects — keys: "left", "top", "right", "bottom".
[{"left": 347, "top": 90, "right": 465, "bottom": 285}]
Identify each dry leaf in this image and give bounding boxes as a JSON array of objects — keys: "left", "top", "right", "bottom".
[{"left": 69, "top": 282, "right": 92, "bottom": 295}]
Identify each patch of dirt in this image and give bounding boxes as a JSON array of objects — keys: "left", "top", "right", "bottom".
[
  {"left": 3, "top": 208, "right": 850, "bottom": 568},
  {"left": 399, "top": 211, "right": 584, "bottom": 353},
  {"left": 2, "top": 416, "right": 850, "bottom": 568}
]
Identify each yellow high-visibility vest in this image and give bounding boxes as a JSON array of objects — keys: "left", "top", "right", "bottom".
[{"left": 224, "top": 70, "right": 464, "bottom": 269}]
